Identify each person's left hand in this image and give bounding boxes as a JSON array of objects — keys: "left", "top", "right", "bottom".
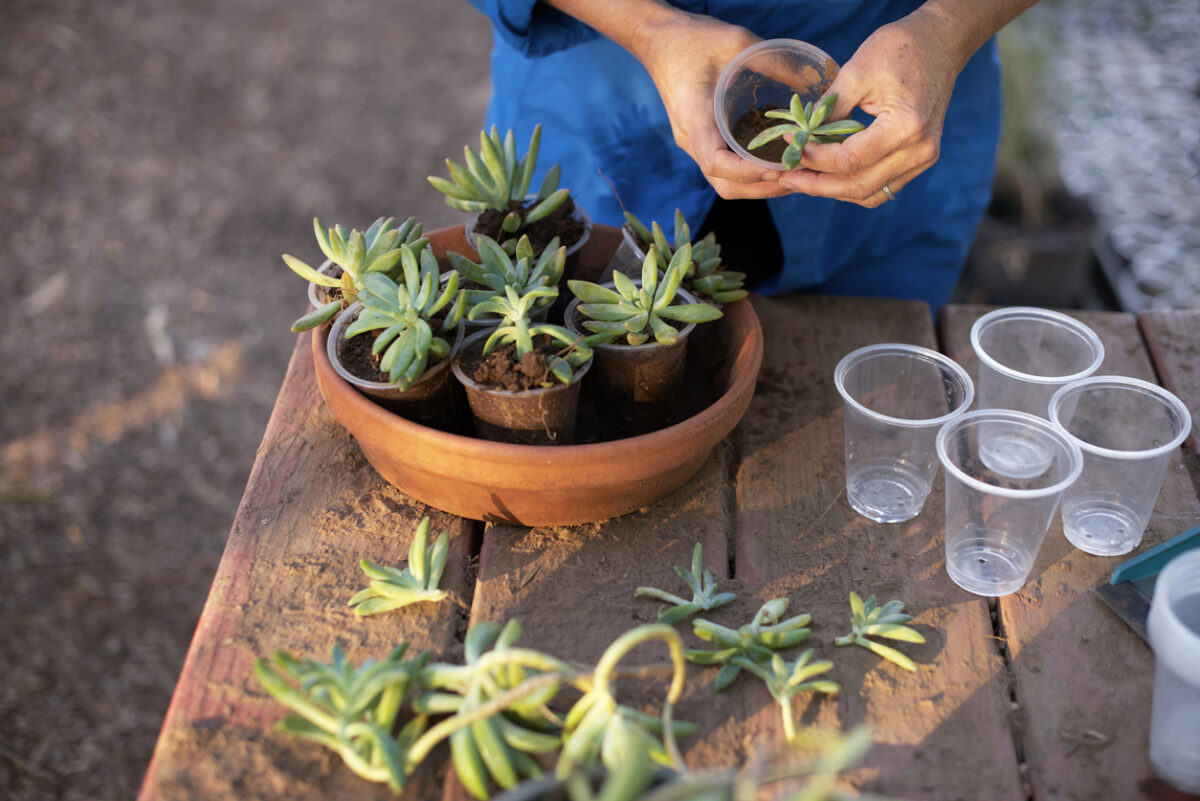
[{"left": 778, "top": 10, "right": 965, "bottom": 207}]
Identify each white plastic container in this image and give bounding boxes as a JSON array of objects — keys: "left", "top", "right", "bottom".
[{"left": 1147, "top": 549, "right": 1200, "bottom": 793}]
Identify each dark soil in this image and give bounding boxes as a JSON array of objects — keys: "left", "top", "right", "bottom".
[
  {"left": 730, "top": 106, "right": 788, "bottom": 163},
  {"left": 337, "top": 306, "right": 453, "bottom": 384},
  {"left": 468, "top": 337, "right": 558, "bottom": 391},
  {"left": 338, "top": 329, "right": 447, "bottom": 385},
  {"left": 474, "top": 196, "right": 587, "bottom": 255},
  {"left": 0, "top": 2, "right": 492, "bottom": 799}
]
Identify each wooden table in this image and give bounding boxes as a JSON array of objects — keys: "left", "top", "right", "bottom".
[{"left": 138, "top": 298, "right": 1200, "bottom": 801}]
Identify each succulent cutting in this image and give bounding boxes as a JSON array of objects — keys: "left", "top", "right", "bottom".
[
  {"left": 349, "top": 517, "right": 451, "bottom": 616},
  {"left": 252, "top": 643, "right": 428, "bottom": 794},
  {"left": 568, "top": 244, "right": 722, "bottom": 347},
  {"left": 635, "top": 542, "right": 737, "bottom": 624},
  {"left": 625, "top": 209, "right": 747, "bottom": 304},
  {"left": 284, "top": 216, "right": 427, "bottom": 332},
  {"left": 343, "top": 243, "right": 465, "bottom": 390},
  {"left": 447, "top": 233, "right": 566, "bottom": 314},
  {"left": 733, "top": 650, "right": 839, "bottom": 743},
  {"left": 747, "top": 92, "right": 866, "bottom": 170},
  {"left": 834, "top": 592, "right": 925, "bottom": 672},
  {"left": 428, "top": 123, "right": 569, "bottom": 252},
  {"left": 684, "top": 598, "right": 815, "bottom": 691}
]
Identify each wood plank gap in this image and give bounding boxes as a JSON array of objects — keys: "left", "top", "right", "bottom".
[
  {"left": 724, "top": 438, "right": 742, "bottom": 581},
  {"left": 989, "top": 596, "right": 1035, "bottom": 801},
  {"left": 454, "top": 519, "right": 487, "bottom": 651}
]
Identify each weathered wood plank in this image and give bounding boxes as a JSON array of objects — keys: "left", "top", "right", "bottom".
[
  {"left": 1139, "top": 309, "right": 1200, "bottom": 453},
  {"left": 458, "top": 441, "right": 738, "bottom": 798},
  {"left": 731, "top": 296, "right": 1022, "bottom": 801},
  {"left": 139, "top": 333, "right": 473, "bottom": 801},
  {"left": 939, "top": 305, "right": 1200, "bottom": 801}
]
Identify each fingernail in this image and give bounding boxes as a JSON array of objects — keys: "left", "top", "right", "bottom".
[{"left": 761, "top": 172, "right": 780, "bottom": 182}]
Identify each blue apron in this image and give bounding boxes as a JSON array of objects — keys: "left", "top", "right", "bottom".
[{"left": 465, "top": 0, "right": 1001, "bottom": 310}]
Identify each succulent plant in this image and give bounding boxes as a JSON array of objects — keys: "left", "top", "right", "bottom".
[
  {"left": 733, "top": 650, "right": 839, "bottom": 743},
  {"left": 252, "top": 642, "right": 428, "bottom": 794},
  {"left": 625, "top": 209, "right": 747, "bottom": 304},
  {"left": 447, "top": 233, "right": 565, "bottom": 316},
  {"left": 684, "top": 598, "right": 814, "bottom": 691},
  {"left": 635, "top": 542, "right": 737, "bottom": 625},
  {"left": 343, "top": 243, "right": 465, "bottom": 390},
  {"left": 349, "top": 517, "right": 450, "bottom": 616},
  {"left": 417, "top": 620, "right": 574, "bottom": 798},
  {"left": 428, "top": 123, "right": 569, "bottom": 252},
  {"left": 556, "top": 624, "right": 691, "bottom": 788},
  {"left": 284, "top": 216, "right": 427, "bottom": 332},
  {"left": 834, "top": 592, "right": 925, "bottom": 672},
  {"left": 470, "top": 285, "right": 593, "bottom": 385},
  {"left": 568, "top": 245, "right": 723, "bottom": 347},
  {"left": 748, "top": 92, "right": 866, "bottom": 170}
]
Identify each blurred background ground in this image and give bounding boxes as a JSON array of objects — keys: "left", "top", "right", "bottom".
[
  {"left": 1, "top": 2, "right": 491, "bottom": 798},
  {"left": 1, "top": 1, "right": 1197, "bottom": 799}
]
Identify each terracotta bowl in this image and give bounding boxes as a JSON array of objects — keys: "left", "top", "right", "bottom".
[{"left": 312, "top": 223, "right": 764, "bottom": 526}]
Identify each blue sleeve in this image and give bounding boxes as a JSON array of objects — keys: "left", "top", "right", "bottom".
[{"left": 465, "top": 0, "right": 599, "bottom": 57}]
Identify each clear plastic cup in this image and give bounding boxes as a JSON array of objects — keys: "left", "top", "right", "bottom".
[
  {"left": 834, "top": 344, "right": 974, "bottom": 523},
  {"left": 936, "top": 410, "right": 1082, "bottom": 596},
  {"left": 970, "top": 307, "right": 1104, "bottom": 479},
  {"left": 1049, "top": 376, "right": 1192, "bottom": 556},
  {"left": 714, "top": 39, "right": 839, "bottom": 171},
  {"left": 1147, "top": 549, "right": 1200, "bottom": 793}
]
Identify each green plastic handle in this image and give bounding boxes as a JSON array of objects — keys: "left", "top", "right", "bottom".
[{"left": 1110, "top": 523, "right": 1200, "bottom": 585}]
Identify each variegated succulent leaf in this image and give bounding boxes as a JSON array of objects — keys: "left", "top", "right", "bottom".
[
  {"left": 834, "top": 592, "right": 924, "bottom": 672},
  {"left": 748, "top": 92, "right": 864, "bottom": 170}
]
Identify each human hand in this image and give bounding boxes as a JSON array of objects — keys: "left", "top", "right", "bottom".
[
  {"left": 778, "top": 11, "right": 964, "bottom": 207},
  {"left": 633, "top": 12, "right": 793, "bottom": 200}
]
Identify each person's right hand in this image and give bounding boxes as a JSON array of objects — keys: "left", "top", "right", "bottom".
[{"left": 631, "top": 11, "right": 793, "bottom": 200}]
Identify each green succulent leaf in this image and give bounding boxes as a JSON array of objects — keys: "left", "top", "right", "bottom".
[
  {"left": 656, "top": 303, "right": 723, "bottom": 324},
  {"left": 623, "top": 211, "right": 651, "bottom": 244},
  {"left": 812, "top": 119, "right": 866, "bottom": 136},
  {"left": 290, "top": 301, "right": 341, "bottom": 333},
  {"left": 283, "top": 253, "right": 341, "bottom": 287},
  {"left": 747, "top": 123, "right": 802, "bottom": 150}
]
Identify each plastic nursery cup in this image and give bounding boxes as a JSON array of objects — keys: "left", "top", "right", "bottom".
[
  {"left": 1049, "top": 376, "right": 1192, "bottom": 556},
  {"left": 714, "top": 38, "right": 839, "bottom": 171},
  {"left": 936, "top": 410, "right": 1082, "bottom": 597},
  {"left": 833, "top": 344, "right": 974, "bottom": 523},
  {"left": 970, "top": 307, "right": 1104, "bottom": 479},
  {"left": 1147, "top": 549, "right": 1200, "bottom": 793}
]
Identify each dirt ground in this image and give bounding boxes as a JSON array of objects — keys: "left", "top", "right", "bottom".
[{"left": 0, "top": 2, "right": 492, "bottom": 798}]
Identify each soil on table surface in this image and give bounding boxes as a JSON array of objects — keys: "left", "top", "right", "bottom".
[
  {"left": 473, "top": 196, "right": 587, "bottom": 255},
  {"left": 730, "top": 105, "right": 788, "bottom": 164}
]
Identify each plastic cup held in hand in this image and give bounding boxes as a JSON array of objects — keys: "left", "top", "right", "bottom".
[
  {"left": 970, "top": 307, "right": 1104, "bottom": 479},
  {"left": 714, "top": 39, "right": 839, "bottom": 171},
  {"left": 1049, "top": 376, "right": 1192, "bottom": 556},
  {"left": 1147, "top": 549, "right": 1200, "bottom": 793},
  {"left": 936, "top": 410, "right": 1082, "bottom": 596},
  {"left": 834, "top": 344, "right": 974, "bottom": 523}
]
